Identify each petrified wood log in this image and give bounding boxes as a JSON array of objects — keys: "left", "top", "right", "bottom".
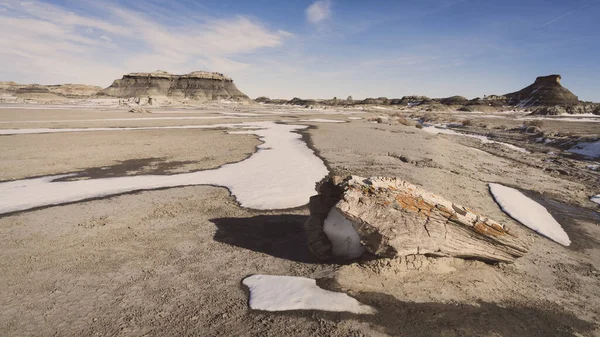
[{"left": 305, "top": 176, "right": 529, "bottom": 263}]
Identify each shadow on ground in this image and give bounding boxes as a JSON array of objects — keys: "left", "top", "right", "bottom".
[
  {"left": 211, "top": 214, "right": 316, "bottom": 264},
  {"left": 55, "top": 157, "right": 197, "bottom": 181},
  {"left": 267, "top": 285, "right": 597, "bottom": 337},
  {"left": 521, "top": 189, "right": 600, "bottom": 251}
]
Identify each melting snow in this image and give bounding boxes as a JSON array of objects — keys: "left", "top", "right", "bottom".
[
  {"left": 0, "top": 122, "right": 328, "bottom": 213},
  {"left": 242, "top": 275, "right": 375, "bottom": 314},
  {"left": 0, "top": 116, "right": 246, "bottom": 125},
  {"left": 422, "top": 126, "right": 530, "bottom": 153},
  {"left": 0, "top": 125, "right": 223, "bottom": 135},
  {"left": 568, "top": 140, "right": 600, "bottom": 158},
  {"left": 299, "top": 119, "right": 346, "bottom": 123},
  {"left": 489, "top": 183, "right": 570, "bottom": 246},
  {"left": 323, "top": 208, "right": 365, "bottom": 259}
]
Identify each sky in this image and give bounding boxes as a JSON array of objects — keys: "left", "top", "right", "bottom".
[{"left": 1, "top": 0, "right": 599, "bottom": 101}]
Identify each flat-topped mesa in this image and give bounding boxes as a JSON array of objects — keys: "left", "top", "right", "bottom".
[
  {"left": 504, "top": 74, "right": 579, "bottom": 107},
  {"left": 534, "top": 74, "right": 562, "bottom": 86},
  {"left": 99, "top": 70, "right": 248, "bottom": 103},
  {"left": 124, "top": 70, "right": 233, "bottom": 81}
]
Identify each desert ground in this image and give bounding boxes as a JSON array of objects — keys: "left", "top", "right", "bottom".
[{"left": 0, "top": 103, "right": 599, "bottom": 336}]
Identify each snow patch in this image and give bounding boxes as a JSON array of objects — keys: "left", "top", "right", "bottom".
[
  {"left": 323, "top": 208, "right": 365, "bottom": 259},
  {"left": 421, "top": 126, "right": 529, "bottom": 153},
  {"left": 299, "top": 119, "right": 346, "bottom": 123},
  {"left": 568, "top": 141, "right": 600, "bottom": 158},
  {"left": 592, "top": 195, "right": 600, "bottom": 205},
  {"left": 0, "top": 122, "right": 328, "bottom": 213},
  {"left": 242, "top": 275, "right": 375, "bottom": 314},
  {"left": 489, "top": 183, "right": 570, "bottom": 246},
  {"left": 348, "top": 117, "right": 363, "bottom": 120},
  {"left": 0, "top": 116, "right": 246, "bottom": 125}
]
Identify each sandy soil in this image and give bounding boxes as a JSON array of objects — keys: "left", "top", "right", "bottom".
[
  {"left": 0, "top": 104, "right": 598, "bottom": 336},
  {"left": 0, "top": 129, "right": 260, "bottom": 181}
]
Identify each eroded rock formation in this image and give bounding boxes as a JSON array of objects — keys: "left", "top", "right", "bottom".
[
  {"left": 306, "top": 176, "right": 529, "bottom": 263},
  {"left": 0, "top": 81, "right": 102, "bottom": 100},
  {"left": 504, "top": 74, "right": 579, "bottom": 107},
  {"left": 99, "top": 70, "right": 249, "bottom": 103}
]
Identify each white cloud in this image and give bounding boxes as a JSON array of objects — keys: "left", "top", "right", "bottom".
[
  {"left": 0, "top": 0, "right": 291, "bottom": 87},
  {"left": 306, "top": 0, "right": 331, "bottom": 24}
]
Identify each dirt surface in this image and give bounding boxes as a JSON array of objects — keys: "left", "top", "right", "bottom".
[
  {"left": 0, "top": 129, "right": 260, "bottom": 181},
  {"left": 0, "top": 104, "right": 599, "bottom": 336}
]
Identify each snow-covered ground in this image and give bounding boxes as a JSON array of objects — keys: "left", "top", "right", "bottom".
[
  {"left": 0, "top": 125, "right": 223, "bottom": 135},
  {"left": 568, "top": 140, "right": 600, "bottom": 158},
  {"left": 299, "top": 118, "right": 346, "bottom": 123},
  {"left": 519, "top": 116, "right": 600, "bottom": 123},
  {"left": 0, "top": 115, "right": 247, "bottom": 125},
  {"left": 242, "top": 275, "right": 375, "bottom": 314},
  {"left": 489, "top": 183, "right": 570, "bottom": 246},
  {"left": 0, "top": 122, "right": 329, "bottom": 213},
  {"left": 323, "top": 208, "right": 365, "bottom": 259},
  {"left": 421, "top": 125, "right": 530, "bottom": 153}
]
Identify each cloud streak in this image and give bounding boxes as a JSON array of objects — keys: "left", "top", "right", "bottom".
[
  {"left": 538, "top": 1, "right": 599, "bottom": 28},
  {"left": 0, "top": 0, "right": 291, "bottom": 86},
  {"left": 306, "top": 0, "right": 331, "bottom": 24}
]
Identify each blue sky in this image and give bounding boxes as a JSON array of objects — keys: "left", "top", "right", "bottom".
[{"left": 1, "top": 0, "right": 599, "bottom": 101}]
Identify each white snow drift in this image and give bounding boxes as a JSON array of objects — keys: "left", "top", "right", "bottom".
[
  {"left": 299, "top": 119, "right": 346, "bottom": 123},
  {"left": 323, "top": 208, "right": 365, "bottom": 259},
  {"left": 422, "top": 126, "right": 530, "bottom": 153},
  {"left": 489, "top": 183, "right": 570, "bottom": 246},
  {"left": 242, "top": 275, "right": 375, "bottom": 314},
  {"left": 0, "top": 122, "right": 329, "bottom": 213},
  {"left": 0, "top": 125, "right": 221, "bottom": 135},
  {"left": 0, "top": 116, "right": 246, "bottom": 125}
]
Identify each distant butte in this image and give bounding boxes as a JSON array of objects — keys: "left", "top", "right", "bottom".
[
  {"left": 504, "top": 74, "right": 579, "bottom": 107},
  {"left": 98, "top": 70, "right": 249, "bottom": 103}
]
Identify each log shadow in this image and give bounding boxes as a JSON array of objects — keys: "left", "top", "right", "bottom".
[{"left": 211, "top": 214, "right": 317, "bottom": 264}]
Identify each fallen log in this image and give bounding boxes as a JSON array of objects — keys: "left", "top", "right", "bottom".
[{"left": 305, "top": 176, "right": 529, "bottom": 263}]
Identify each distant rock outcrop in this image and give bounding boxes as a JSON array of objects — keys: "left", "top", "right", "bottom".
[
  {"left": 504, "top": 75, "right": 579, "bottom": 107},
  {"left": 0, "top": 81, "right": 102, "bottom": 100},
  {"left": 99, "top": 70, "right": 249, "bottom": 103}
]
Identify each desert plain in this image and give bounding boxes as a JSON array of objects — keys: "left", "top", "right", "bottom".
[{"left": 0, "top": 101, "right": 599, "bottom": 337}]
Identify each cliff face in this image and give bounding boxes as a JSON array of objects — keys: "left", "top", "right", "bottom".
[
  {"left": 99, "top": 71, "right": 249, "bottom": 102},
  {"left": 504, "top": 75, "right": 579, "bottom": 107}
]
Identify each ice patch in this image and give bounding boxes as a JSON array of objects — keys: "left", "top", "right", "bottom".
[
  {"left": 0, "top": 122, "right": 328, "bottom": 213},
  {"left": 323, "top": 208, "right": 365, "bottom": 259},
  {"left": 421, "top": 126, "right": 530, "bottom": 153},
  {"left": 489, "top": 183, "right": 570, "bottom": 246},
  {"left": 0, "top": 125, "right": 228, "bottom": 135},
  {"left": 0, "top": 116, "right": 246, "bottom": 125},
  {"left": 242, "top": 275, "right": 375, "bottom": 314},
  {"left": 299, "top": 119, "right": 346, "bottom": 123},
  {"left": 568, "top": 140, "right": 600, "bottom": 158}
]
